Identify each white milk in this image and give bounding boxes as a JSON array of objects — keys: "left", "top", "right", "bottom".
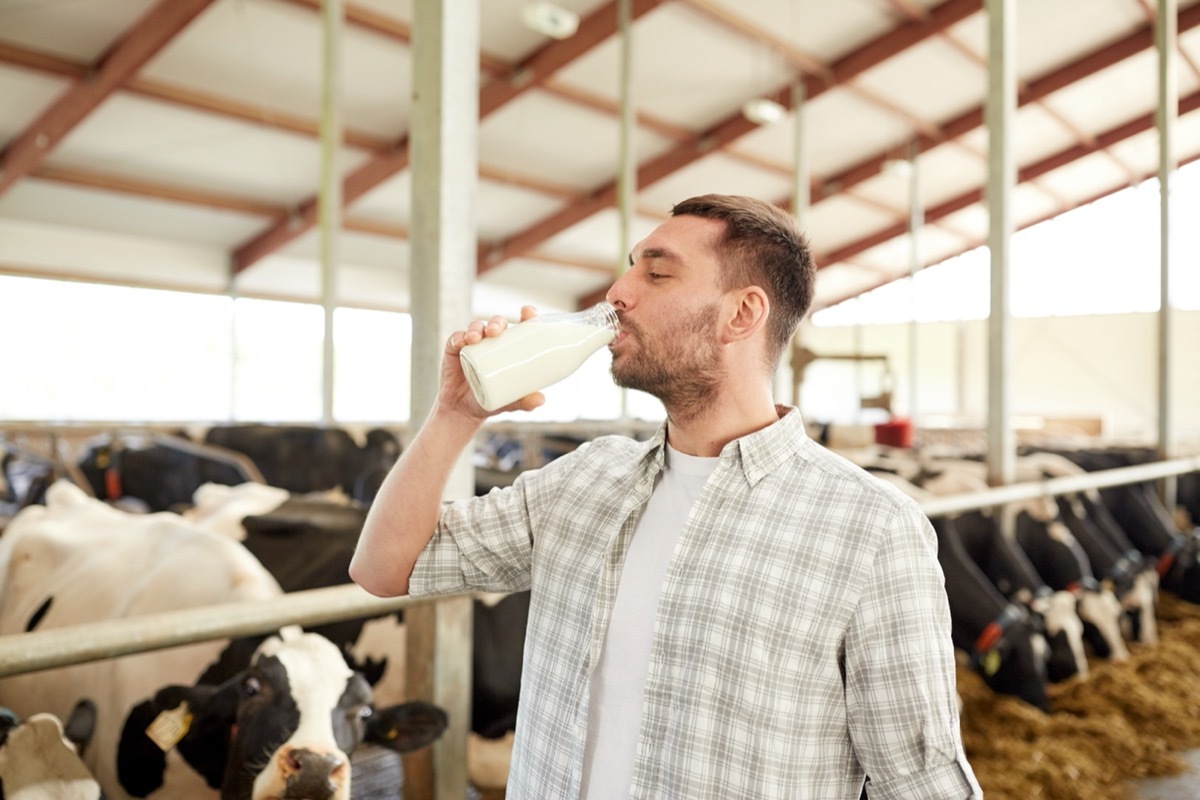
[{"left": 459, "top": 321, "right": 616, "bottom": 411}]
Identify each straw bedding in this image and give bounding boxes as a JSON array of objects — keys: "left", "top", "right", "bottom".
[{"left": 959, "top": 592, "right": 1200, "bottom": 799}]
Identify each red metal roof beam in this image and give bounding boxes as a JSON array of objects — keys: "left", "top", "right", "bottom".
[
  {"left": 0, "top": 0, "right": 217, "bottom": 197},
  {"left": 480, "top": 0, "right": 982, "bottom": 276},
  {"left": 816, "top": 89, "right": 1200, "bottom": 268},
  {"left": 232, "top": 0, "right": 668, "bottom": 275}
]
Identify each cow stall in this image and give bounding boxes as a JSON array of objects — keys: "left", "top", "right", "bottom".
[{"left": 2, "top": 422, "right": 1199, "bottom": 800}]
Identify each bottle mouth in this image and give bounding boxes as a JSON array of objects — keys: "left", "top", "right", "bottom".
[{"left": 595, "top": 302, "right": 620, "bottom": 334}]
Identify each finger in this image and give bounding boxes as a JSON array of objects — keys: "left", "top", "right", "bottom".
[
  {"left": 514, "top": 392, "right": 545, "bottom": 412},
  {"left": 446, "top": 331, "right": 467, "bottom": 351},
  {"left": 463, "top": 319, "right": 489, "bottom": 344},
  {"left": 519, "top": 305, "right": 538, "bottom": 322},
  {"left": 484, "top": 315, "right": 508, "bottom": 336}
]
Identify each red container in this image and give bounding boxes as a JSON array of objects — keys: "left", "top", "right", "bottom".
[{"left": 874, "top": 417, "right": 914, "bottom": 448}]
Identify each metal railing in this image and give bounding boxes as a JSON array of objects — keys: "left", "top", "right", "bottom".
[{"left": 0, "top": 455, "right": 1196, "bottom": 679}]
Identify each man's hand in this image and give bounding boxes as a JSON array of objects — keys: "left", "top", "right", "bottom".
[{"left": 440, "top": 306, "right": 545, "bottom": 419}]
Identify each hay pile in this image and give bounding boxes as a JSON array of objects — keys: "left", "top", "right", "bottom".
[{"left": 959, "top": 592, "right": 1200, "bottom": 799}]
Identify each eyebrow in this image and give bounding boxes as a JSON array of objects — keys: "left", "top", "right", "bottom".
[{"left": 628, "top": 246, "right": 680, "bottom": 267}]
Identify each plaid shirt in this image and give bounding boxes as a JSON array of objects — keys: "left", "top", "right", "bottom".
[{"left": 410, "top": 407, "right": 982, "bottom": 799}]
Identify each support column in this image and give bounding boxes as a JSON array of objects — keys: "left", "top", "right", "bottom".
[
  {"left": 317, "top": 0, "right": 343, "bottom": 426},
  {"left": 780, "top": 78, "right": 809, "bottom": 406},
  {"left": 906, "top": 140, "right": 923, "bottom": 429},
  {"left": 616, "top": 0, "right": 634, "bottom": 420},
  {"left": 985, "top": 0, "right": 1016, "bottom": 489},
  {"left": 1156, "top": 0, "right": 1177, "bottom": 508},
  {"left": 406, "top": 0, "right": 478, "bottom": 796}
]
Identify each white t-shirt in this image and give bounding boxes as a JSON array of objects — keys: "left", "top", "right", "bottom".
[{"left": 579, "top": 444, "right": 719, "bottom": 799}]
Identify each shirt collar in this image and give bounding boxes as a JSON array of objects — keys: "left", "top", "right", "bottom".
[
  {"left": 729, "top": 405, "right": 808, "bottom": 487},
  {"left": 643, "top": 405, "right": 808, "bottom": 487}
]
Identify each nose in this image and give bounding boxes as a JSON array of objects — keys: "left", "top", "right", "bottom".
[
  {"left": 280, "top": 745, "right": 348, "bottom": 800},
  {"left": 606, "top": 271, "right": 632, "bottom": 309}
]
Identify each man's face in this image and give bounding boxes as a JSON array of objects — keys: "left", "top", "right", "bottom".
[{"left": 607, "top": 215, "right": 729, "bottom": 412}]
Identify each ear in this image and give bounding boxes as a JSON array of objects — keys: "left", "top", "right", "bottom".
[
  {"left": 117, "top": 681, "right": 240, "bottom": 796},
  {"left": 62, "top": 698, "right": 97, "bottom": 756},
  {"left": 722, "top": 286, "right": 769, "bottom": 345},
  {"left": 365, "top": 701, "right": 449, "bottom": 753}
]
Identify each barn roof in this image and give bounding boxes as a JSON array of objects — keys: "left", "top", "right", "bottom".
[{"left": 1, "top": 0, "right": 1198, "bottom": 315}]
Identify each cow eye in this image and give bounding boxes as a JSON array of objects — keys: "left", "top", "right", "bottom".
[{"left": 243, "top": 676, "right": 262, "bottom": 696}]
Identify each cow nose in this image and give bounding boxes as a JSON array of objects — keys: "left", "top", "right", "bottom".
[{"left": 281, "top": 746, "right": 347, "bottom": 800}]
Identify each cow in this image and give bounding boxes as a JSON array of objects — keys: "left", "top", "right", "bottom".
[
  {"left": 0, "top": 481, "right": 447, "bottom": 800},
  {"left": 180, "top": 482, "right": 527, "bottom": 791},
  {"left": 1020, "top": 451, "right": 1159, "bottom": 646},
  {"left": 202, "top": 425, "right": 401, "bottom": 505},
  {"left": 1179, "top": 468, "right": 1200, "bottom": 530},
  {"left": 1, "top": 442, "right": 64, "bottom": 527},
  {"left": 869, "top": 471, "right": 1050, "bottom": 711},
  {"left": 1050, "top": 448, "right": 1200, "bottom": 604},
  {"left": 0, "top": 710, "right": 101, "bottom": 800},
  {"left": 919, "top": 457, "right": 1132, "bottom": 664},
  {"left": 76, "top": 434, "right": 253, "bottom": 513}
]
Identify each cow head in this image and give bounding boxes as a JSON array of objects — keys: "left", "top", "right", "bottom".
[
  {"left": 0, "top": 708, "right": 102, "bottom": 800},
  {"left": 969, "top": 604, "right": 1050, "bottom": 713},
  {"left": 118, "top": 629, "right": 447, "bottom": 800}
]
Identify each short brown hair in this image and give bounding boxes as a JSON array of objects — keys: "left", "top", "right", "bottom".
[{"left": 671, "top": 194, "right": 815, "bottom": 367}]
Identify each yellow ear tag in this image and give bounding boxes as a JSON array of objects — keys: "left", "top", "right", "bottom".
[
  {"left": 145, "top": 702, "right": 193, "bottom": 752},
  {"left": 981, "top": 649, "right": 1002, "bottom": 676}
]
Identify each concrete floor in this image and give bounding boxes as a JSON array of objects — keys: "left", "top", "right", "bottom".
[{"left": 1130, "top": 749, "right": 1200, "bottom": 800}]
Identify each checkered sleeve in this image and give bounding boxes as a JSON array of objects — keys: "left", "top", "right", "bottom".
[{"left": 844, "top": 499, "right": 983, "bottom": 799}]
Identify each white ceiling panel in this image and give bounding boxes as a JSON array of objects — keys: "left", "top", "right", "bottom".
[
  {"left": 803, "top": 89, "right": 916, "bottom": 179},
  {"left": 45, "top": 94, "right": 374, "bottom": 204},
  {"left": 0, "top": 0, "right": 157, "bottom": 61},
  {"left": 480, "top": 89, "right": 674, "bottom": 190},
  {"left": 639, "top": 151, "right": 795, "bottom": 212},
  {"left": 557, "top": 3, "right": 793, "bottom": 132},
  {"left": 144, "top": 0, "right": 412, "bottom": 138},
  {"left": 853, "top": 37, "right": 984, "bottom": 127},
  {"left": 0, "top": 68, "right": 71, "bottom": 141},
  {"left": 0, "top": 178, "right": 265, "bottom": 245}
]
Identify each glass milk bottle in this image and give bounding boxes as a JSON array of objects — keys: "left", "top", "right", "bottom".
[{"left": 458, "top": 302, "right": 620, "bottom": 411}]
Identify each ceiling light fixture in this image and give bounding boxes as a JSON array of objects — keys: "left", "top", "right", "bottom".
[
  {"left": 522, "top": 2, "right": 580, "bottom": 40},
  {"left": 883, "top": 158, "right": 914, "bottom": 178},
  {"left": 741, "top": 97, "right": 786, "bottom": 126}
]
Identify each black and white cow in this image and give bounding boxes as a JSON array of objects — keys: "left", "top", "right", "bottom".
[
  {"left": 1050, "top": 448, "right": 1200, "bottom": 604},
  {"left": 870, "top": 472, "right": 1051, "bottom": 711},
  {"left": 920, "top": 457, "right": 1132, "bottom": 664},
  {"left": 203, "top": 425, "right": 400, "bottom": 505},
  {"left": 0, "top": 707, "right": 102, "bottom": 800},
  {"left": 0, "top": 482, "right": 446, "bottom": 800},
  {"left": 76, "top": 434, "right": 253, "bottom": 513},
  {"left": 180, "top": 482, "right": 528, "bottom": 792}
]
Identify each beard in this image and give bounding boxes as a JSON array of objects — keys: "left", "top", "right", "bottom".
[{"left": 610, "top": 302, "right": 724, "bottom": 420}]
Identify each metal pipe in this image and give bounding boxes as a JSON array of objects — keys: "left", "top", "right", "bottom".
[
  {"left": 907, "top": 139, "right": 923, "bottom": 426},
  {"left": 1, "top": 456, "right": 1196, "bottom": 678},
  {"left": 616, "top": 0, "right": 634, "bottom": 421},
  {"left": 1156, "top": 0, "right": 1178, "bottom": 510},
  {"left": 985, "top": 0, "right": 1016, "bottom": 488},
  {"left": 919, "top": 455, "right": 1200, "bottom": 519},
  {"left": 317, "top": 0, "right": 344, "bottom": 426},
  {"left": 0, "top": 583, "right": 427, "bottom": 678}
]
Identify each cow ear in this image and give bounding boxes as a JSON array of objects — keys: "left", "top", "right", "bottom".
[
  {"left": 365, "top": 701, "right": 449, "bottom": 753},
  {"left": 117, "top": 683, "right": 236, "bottom": 796},
  {"left": 63, "top": 698, "right": 98, "bottom": 756}
]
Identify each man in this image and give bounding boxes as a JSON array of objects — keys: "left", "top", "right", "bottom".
[{"left": 351, "top": 194, "right": 982, "bottom": 799}]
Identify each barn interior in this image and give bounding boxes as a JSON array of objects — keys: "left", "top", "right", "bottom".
[{"left": 2, "top": 1, "right": 1200, "bottom": 799}]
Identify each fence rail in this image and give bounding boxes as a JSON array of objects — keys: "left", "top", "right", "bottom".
[{"left": 0, "top": 456, "right": 1196, "bottom": 678}]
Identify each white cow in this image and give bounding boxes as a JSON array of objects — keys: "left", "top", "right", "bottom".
[
  {"left": 0, "top": 481, "right": 444, "bottom": 800},
  {"left": 0, "top": 710, "right": 102, "bottom": 800}
]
